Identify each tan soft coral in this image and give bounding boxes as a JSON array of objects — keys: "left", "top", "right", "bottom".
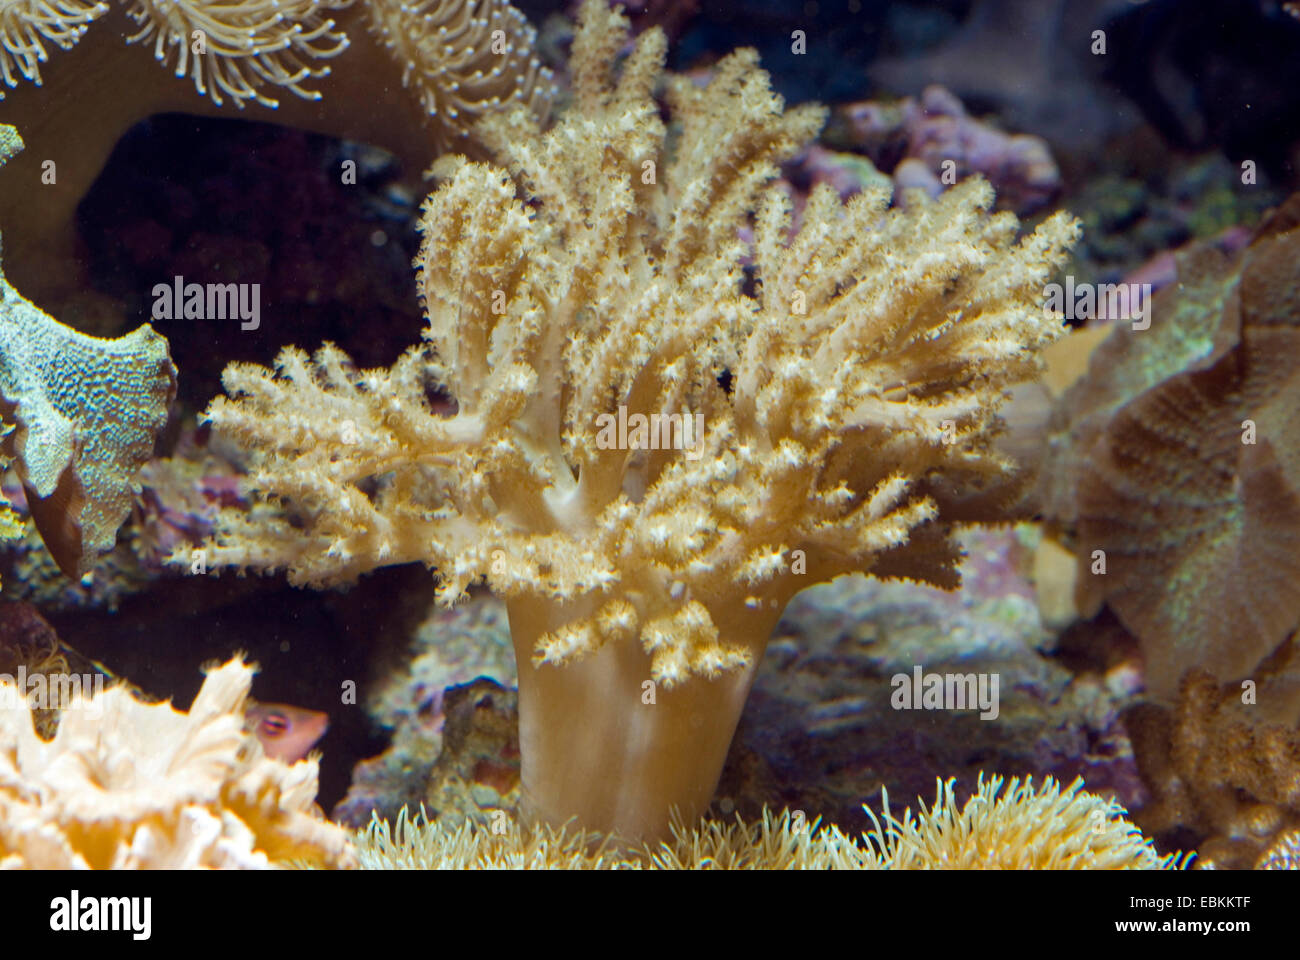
[
  {"left": 867, "top": 775, "right": 1185, "bottom": 870},
  {"left": 0, "top": 657, "right": 355, "bottom": 868},
  {"left": 119, "top": 0, "right": 352, "bottom": 108},
  {"left": 0, "top": 0, "right": 552, "bottom": 117},
  {"left": 197, "top": 0, "right": 1078, "bottom": 839},
  {"left": 0, "top": 0, "right": 107, "bottom": 91},
  {"left": 356, "top": 777, "right": 1179, "bottom": 870}
]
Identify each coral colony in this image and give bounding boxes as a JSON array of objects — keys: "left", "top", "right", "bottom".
[
  {"left": 0, "top": 0, "right": 1296, "bottom": 870},
  {"left": 194, "top": 1, "right": 1076, "bottom": 840}
]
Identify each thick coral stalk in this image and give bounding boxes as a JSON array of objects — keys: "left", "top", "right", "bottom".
[{"left": 509, "top": 595, "right": 779, "bottom": 839}]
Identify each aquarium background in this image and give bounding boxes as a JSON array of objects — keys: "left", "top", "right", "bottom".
[{"left": 0, "top": 0, "right": 1298, "bottom": 870}]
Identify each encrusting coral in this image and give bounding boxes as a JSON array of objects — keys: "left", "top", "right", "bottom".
[
  {"left": 0, "top": 656, "right": 356, "bottom": 868},
  {"left": 1127, "top": 650, "right": 1300, "bottom": 870},
  {"left": 0, "top": 123, "right": 177, "bottom": 578},
  {"left": 194, "top": 0, "right": 1078, "bottom": 839},
  {"left": 353, "top": 775, "right": 1179, "bottom": 869},
  {"left": 0, "top": 125, "right": 18, "bottom": 166},
  {"left": 0, "top": 127, "right": 26, "bottom": 555},
  {"left": 0, "top": 256, "right": 177, "bottom": 578}
]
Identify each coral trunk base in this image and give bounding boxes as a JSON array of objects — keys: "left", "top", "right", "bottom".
[{"left": 507, "top": 597, "right": 767, "bottom": 841}]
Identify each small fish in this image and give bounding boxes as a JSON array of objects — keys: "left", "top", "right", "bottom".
[
  {"left": 54, "top": 641, "right": 328, "bottom": 761},
  {"left": 245, "top": 702, "right": 329, "bottom": 763}
]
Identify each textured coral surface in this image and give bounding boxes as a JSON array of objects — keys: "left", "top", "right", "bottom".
[{"left": 0, "top": 657, "right": 355, "bottom": 868}]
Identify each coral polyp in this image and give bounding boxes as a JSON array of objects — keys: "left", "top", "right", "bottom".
[
  {"left": 0, "top": 0, "right": 107, "bottom": 92},
  {"left": 122, "top": 0, "right": 352, "bottom": 107}
]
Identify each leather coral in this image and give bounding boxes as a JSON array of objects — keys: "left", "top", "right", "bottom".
[
  {"left": 0, "top": 0, "right": 556, "bottom": 314},
  {"left": 195, "top": 0, "right": 1079, "bottom": 839}
]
